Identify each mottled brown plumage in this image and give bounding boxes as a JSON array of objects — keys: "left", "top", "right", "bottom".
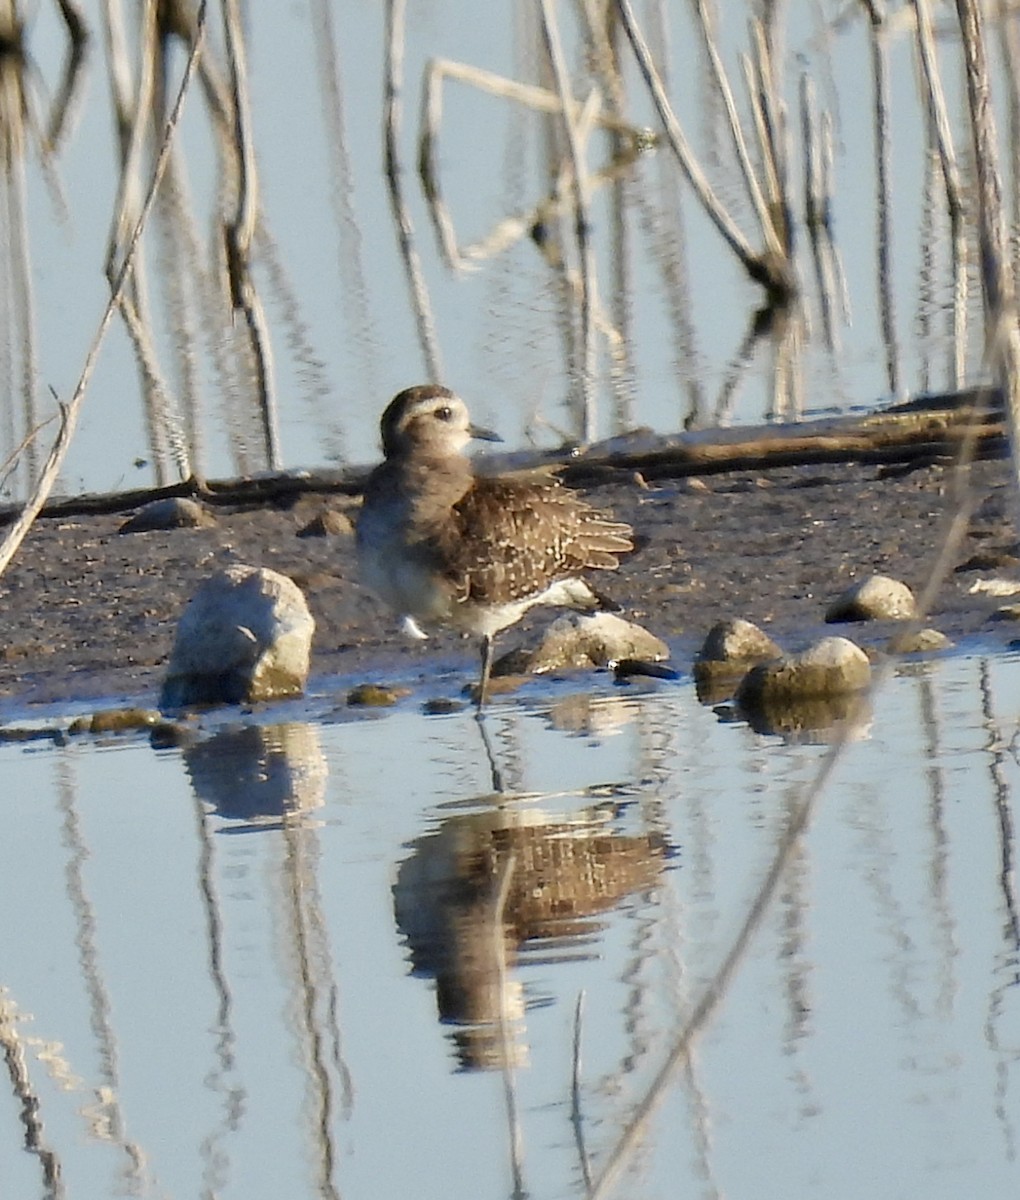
[{"left": 356, "top": 385, "right": 634, "bottom": 708}]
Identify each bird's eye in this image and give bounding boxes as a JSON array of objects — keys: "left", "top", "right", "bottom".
[{"left": 435, "top": 406, "right": 453, "bottom": 421}]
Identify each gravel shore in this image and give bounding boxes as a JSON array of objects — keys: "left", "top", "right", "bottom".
[{"left": 1, "top": 455, "right": 1016, "bottom": 714}]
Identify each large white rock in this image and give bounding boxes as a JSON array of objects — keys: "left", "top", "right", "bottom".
[{"left": 160, "top": 565, "right": 314, "bottom": 708}]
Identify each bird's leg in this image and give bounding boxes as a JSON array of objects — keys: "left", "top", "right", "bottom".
[{"left": 476, "top": 633, "right": 495, "bottom": 714}]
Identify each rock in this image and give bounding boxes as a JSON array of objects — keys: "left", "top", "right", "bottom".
[
  {"left": 737, "top": 636, "right": 871, "bottom": 708},
  {"left": 955, "top": 549, "right": 1020, "bottom": 572},
  {"left": 119, "top": 497, "right": 216, "bottom": 533},
  {"left": 694, "top": 618, "right": 782, "bottom": 674},
  {"left": 160, "top": 565, "right": 314, "bottom": 708},
  {"left": 297, "top": 509, "right": 355, "bottom": 538},
  {"left": 347, "top": 683, "right": 409, "bottom": 707},
  {"left": 492, "top": 612, "right": 669, "bottom": 677},
  {"left": 888, "top": 627, "right": 952, "bottom": 653},
  {"left": 68, "top": 707, "right": 164, "bottom": 735},
  {"left": 614, "top": 659, "right": 680, "bottom": 682},
  {"left": 422, "top": 697, "right": 465, "bottom": 715},
  {"left": 693, "top": 618, "right": 783, "bottom": 702},
  {"left": 825, "top": 574, "right": 917, "bottom": 622}
]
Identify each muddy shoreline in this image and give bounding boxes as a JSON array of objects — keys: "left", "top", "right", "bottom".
[{"left": 1, "top": 455, "right": 1017, "bottom": 716}]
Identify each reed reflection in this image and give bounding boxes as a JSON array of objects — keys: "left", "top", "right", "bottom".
[{"left": 181, "top": 719, "right": 347, "bottom": 1200}]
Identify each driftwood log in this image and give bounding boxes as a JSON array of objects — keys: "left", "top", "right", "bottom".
[{"left": 0, "top": 386, "right": 1004, "bottom": 525}]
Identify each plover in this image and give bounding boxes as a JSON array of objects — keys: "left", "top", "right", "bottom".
[{"left": 356, "top": 384, "right": 634, "bottom": 708}]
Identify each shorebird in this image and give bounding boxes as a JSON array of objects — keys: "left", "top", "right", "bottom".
[{"left": 356, "top": 384, "right": 634, "bottom": 709}]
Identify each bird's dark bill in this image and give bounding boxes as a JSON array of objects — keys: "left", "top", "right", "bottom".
[{"left": 469, "top": 424, "right": 502, "bottom": 443}]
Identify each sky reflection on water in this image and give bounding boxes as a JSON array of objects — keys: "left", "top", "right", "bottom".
[{"left": 1, "top": 649, "right": 1018, "bottom": 1199}]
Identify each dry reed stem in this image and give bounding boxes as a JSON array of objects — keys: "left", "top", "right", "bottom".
[
  {"left": 103, "top": 0, "right": 186, "bottom": 486},
  {"left": 800, "top": 74, "right": 839, "bottom": 352},
  {"left": 46, "top": 0, "right": 89, "bottom": 150},
  {"left": 745, "top": 18, "right": 789, "bottom": 251},
  {"left": 578, "top": 0, "right": 637, "bottom": 426},
  {"left": 614, "top": 0, "right": 792, "bottom": 300},
  {"left": 913, "top": 0, "right": 968, "bottom": 388},
  {"left": 222, "top": 0, "right": 279, "bottom": 469},
  {"left": 0, "top": 0, "right": 208, "bottom": 582},
  {"left": 311, "top": 0, "right": 379, "bottom": 404},
  {"left": 994, "top": 0, "right": 1020, "bottom": 274},
  {"left": 384, "top": 0, "right": 442, "bottom": 382},
  {"left": 865, "top": 9, "right": 901, "bottom": 395},
  {"left": 418, "top": 56, "right": 649, "bottom": 273},
  {"left": 539, "top": 0, "right": 597, "bottom": 443},
  {"left": 694, "top": 0, "right": 782, "bottom": 259},
  {"left": 955, "top": 0, "right": 1020, "bottom": 517}
]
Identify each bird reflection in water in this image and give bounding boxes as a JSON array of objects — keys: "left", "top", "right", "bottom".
[{"left": 394, "top": 801, "right": 672, "bottom": 1071}]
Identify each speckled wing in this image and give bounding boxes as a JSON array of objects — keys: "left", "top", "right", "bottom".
[{"left": 436, "top": 476, "right": 634, "bottom": 605}]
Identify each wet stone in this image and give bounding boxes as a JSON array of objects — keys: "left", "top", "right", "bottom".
[
  {"left": 493, "top": 612, "right": 669, "bottom": 677},
  {"left": 347, "top": 683, "right": 409, "bottom": 707},
  {"left": 422, "top": 697, "right": 465, "bottom": 715},
  {"left": 737, "top": 635, "right": 872, "bottom": 708},
  {"left": 888, "top": 627, "right": 952, "bottom": 653},
  {"left": 825, "top": 574, "right": 917, "bottom": 622},
  {"left": 694, "top": 618, "right": 783, "bottom": 673},
  {"left": 68, "top": 707, "right": 163, "bottom": 735}
]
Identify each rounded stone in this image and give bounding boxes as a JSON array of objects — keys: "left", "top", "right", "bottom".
[
  {"left": 160, "top": 564, "right": 315, "bottom": 708},
  {"left": 888, "top": 627, "right": 952, "bottom": 654},
  {"left": 737, "top": 635, "right": 871, "bottom": 707},
  {"left": 695, "top": 618, "right": 783, "bottom": 669},
  {"left": 119, "top": 497, "right": 216, "bottom": 533},
  {"left": 297, "top": 509, "right": 355, "bottom": 538},
  {"left": 825, "top": 574, "right": 917, "bottom": 622},
  {"left": 492, "top": 611, "right": 670, "bottom": 677}
]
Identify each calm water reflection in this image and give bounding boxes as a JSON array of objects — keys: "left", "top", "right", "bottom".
[{"left": 1, "top": 649, "right": 1019, "bottom": 1199}]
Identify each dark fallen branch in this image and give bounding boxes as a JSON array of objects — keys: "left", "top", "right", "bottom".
[{"left": 0, "top": 386, "right": 1002, "bottom": 526}]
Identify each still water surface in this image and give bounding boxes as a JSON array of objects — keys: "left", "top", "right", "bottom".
[{"left": 1, "top": 648, "right": 1018, "bottom": 1199}]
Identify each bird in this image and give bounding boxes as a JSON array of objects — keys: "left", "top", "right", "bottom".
[{"left": 356, "top": 384, "right": 634, "bottom": 710}]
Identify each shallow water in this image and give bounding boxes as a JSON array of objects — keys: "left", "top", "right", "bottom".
[{"left": 2, "top": 647, "right": 1018, "bottom": 1199}]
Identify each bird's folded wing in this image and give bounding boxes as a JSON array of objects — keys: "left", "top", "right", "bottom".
[{"left": 435, "top": 478, "right": 633, "bottom": 604}]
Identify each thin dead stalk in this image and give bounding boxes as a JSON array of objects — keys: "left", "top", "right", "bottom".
[
  {"left": 865, "top": 6, "right": 900, "bottom": 394},
  {"left": 800, "top": 74, "right": 840, "bottom": 352},
  {"left": 103, "top": 0, "right": 187, "bottom": 485},
  {"left": 222, "top": 0, "right": 279, "bottom": 468},
  {"left": 694, "top": 0, "right": 781, "bottom": 258},
  {"left": 913, "top": 0, "right": 968, "bottom": 387},
  {"left": 0, "top": 1, "right": 208, "bottom": 581},
  {"left": 384, "top": 0, "right": 442, "bottom": 382},
  {"left": 954, "top": 0, "right": 1020, "bottom": 515},
  {"left": 539, "top": 0, "right": 597, "bottom": 443},
  {"left": 614, "top": 0, "right": 793, "bottom": 302}
]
